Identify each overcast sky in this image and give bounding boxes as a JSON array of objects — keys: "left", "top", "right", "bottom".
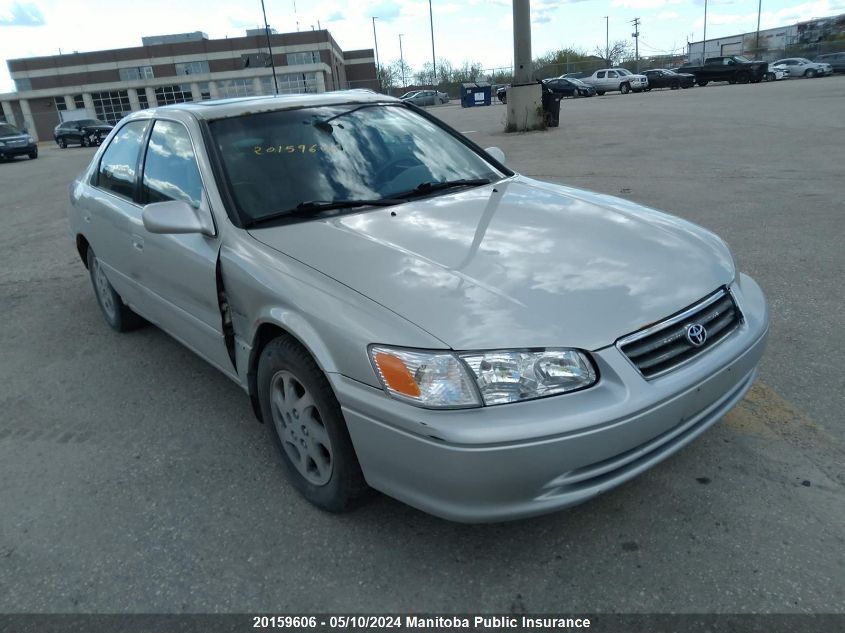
[{"left": 2, "top": 0, "right": 844, "bottom": 92}]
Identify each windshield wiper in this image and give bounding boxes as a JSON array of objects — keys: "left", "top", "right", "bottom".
[
  {"left": 393, "top": 178, "right": 492, "bottom": 199},
  {"left": 245, "top": 198, "right": 406, "bottom": 227}
]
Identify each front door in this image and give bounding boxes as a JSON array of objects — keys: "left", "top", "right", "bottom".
[{"left": 132, "top": 118, "right": 234, "bottom": 377}]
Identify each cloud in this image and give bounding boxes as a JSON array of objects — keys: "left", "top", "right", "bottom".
[
  {"left": 366, "top": 1, "right": 402, "bottom": 21},
  {"left": 612, "top": 0, "right": 681, "bottom": 8},
  {"left": 0, "top": 2, "right": 45, "bottom": 26},
  {"left": 325, "top": 11, "right": 344, "bottom": 22}
]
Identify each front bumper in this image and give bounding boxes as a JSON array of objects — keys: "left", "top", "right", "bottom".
[
  {"left": 334, "top": 274, "right": 768, "bottom": 522},
  {"left": 0, "top": 142, "right": 36, "bottom": 158}
]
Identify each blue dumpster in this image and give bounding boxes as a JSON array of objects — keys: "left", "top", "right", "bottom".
[{"left": 460, "top": 82, "right": 492, "bottom": 107}]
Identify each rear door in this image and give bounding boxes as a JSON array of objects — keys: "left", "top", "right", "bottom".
[{"left": 82, "top": 119, "right": 151, "bottom": 305}]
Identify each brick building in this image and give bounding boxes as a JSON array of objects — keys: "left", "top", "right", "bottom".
[{"left": 0, "top": 29, "right": 377, "bottom": 142}]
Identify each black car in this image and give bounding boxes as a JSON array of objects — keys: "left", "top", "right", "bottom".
[
  {"left": 0, "top": 122, "right": 37, "bottom": 161},
  {"left": 642, "top": 69, "right": 695, "bottom": 90},
  {"left": 543, "top": 77, "right": 597, "bottom": 98},
  {"left": 53, "top": 119, "right": 113, "bottom": 148}
]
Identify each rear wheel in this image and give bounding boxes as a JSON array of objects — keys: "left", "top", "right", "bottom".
[
  {"left": 596, "top": 90, "right": 605, "bottom": 96},
  {"left": 258, "top": 336, "right": 370, "bottom": 512},
  {"left": 87, "top": 248, "right": 145, "bottom": 332}
]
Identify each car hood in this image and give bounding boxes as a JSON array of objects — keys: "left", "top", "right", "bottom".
[
  {"left": 81, "top": 124, "right": 113, "bottom": 131},
  {"left": 0, "top": 132, "right": 30, "bottom": 142},
  {"left": 248, "top": 177, "right": 734, "bottom": 351}
]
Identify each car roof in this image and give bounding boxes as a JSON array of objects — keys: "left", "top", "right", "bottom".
[{"left": 139, "top": 90, "right": 400, "bottom": 121}]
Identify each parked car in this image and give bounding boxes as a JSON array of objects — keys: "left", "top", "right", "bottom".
[
  {"left": 581, "top": 68, "right": 648, "bottom": 94},
  {"left": 403, "top": 90, "right": 449, "bottom": 106},
  {"left": 813, "top": 52, "right": 845, "bottom": 73},
  {"left": 68, "top": 92, "right": 768, "bottom": 522},
  {"left": 772, "top": 58, "right": 833, "bottom": 78},
  {"left": 496, "top": 85, "right": 509, "bottom": 103},
  {"left": 765, "top": 64, "right": 788, "bottom": 81},
  {"left": 398, "top": 91, "right": 420, "bottom": 100},
  {"left": 679, "top": 56, "right": 767, "bottom": 86},
  {"left": 542, "top": 76, "right": 596, "bottom": 98},
  {"left": 642, "top": 69, "right": 695, "bottom": 90},
  {"left": 54, "top": 118, "right": 114, "bottom": 148},
  {"left": 0, "top": 122, "right": 37, "bottom": 161}
]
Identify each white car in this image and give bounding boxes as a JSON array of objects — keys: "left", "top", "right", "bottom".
[
  {"left": 582, "top": 68, "right": 648, "bottom": 95},
  {"left": 766, "top": 65, "right": 788, "bottom": 81},
  {"left": 772, "top": 58, "right": 833, "bottom": 78}
]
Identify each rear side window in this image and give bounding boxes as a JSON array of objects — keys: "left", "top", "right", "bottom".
[
  {"left": 98, "top": 120, "right": 149, "bottom": 201},
  {"left": 141, "top": 120, "right": 203, "bottom": 208}
]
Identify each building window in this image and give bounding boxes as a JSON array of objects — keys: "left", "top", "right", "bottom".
[
  {"left": 286, "top": 51, "right": 320, "bottom": 66},
  {"left": 242, "top": 53, "right": 271, "bottom": 68},
  {"left": 216, "top": 78, "right": 256, "bottom": 98},
  {"left": 14, "top": 78, "right": 32, "bottom": 92},
  {"left": 54, "top": 97, "right": 68, "bottom": 111},
  {"left": 91, "top": 90, "right": 131, "bottom": 125},
  {"left": 154, "top": 84, "right": 193, "bottom": 105},
  {"left": 73, "top": 94, "right": 85, "bottom": 109},
  {"left": 197, "top": 82, "right": 211, "bottom": 100},
  {"left": 137, "top": 92, "right": 149, "bottom": 110},
  {"left": 175, "top": 61, "right": 210, "bottom": 76},
  {"left": 119, "top": 66, "right": 154, "bottom": 81},
  {"left": 272, "top": 72, "right": 319, "bottom": 94}
]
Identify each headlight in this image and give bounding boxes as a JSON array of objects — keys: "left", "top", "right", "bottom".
[
  {"left": 460, "top": 349, "right": 596, "bottom": 405},
  {"left": 0, "top": 141, "right": 6, "bottom": 147},
  {"left": 26, "top": 136, "right": 34, "bottom": 143},
  {"left": 369, "top": 346, "right": 596, "bottom": 409}
]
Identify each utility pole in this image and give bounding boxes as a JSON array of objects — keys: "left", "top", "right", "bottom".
[
  {"left": 702, "top": 0, "right": 708, "bottom": 63},
  {"left": 604, "top": 16, "right": 609, "bottom": 66},
  {"left": 506, "top": 0, "right": 542, "bottom": 131},
  {"left": 428, "top": 0, "right": 437, "bottom": 87},
  {"left": 372, "top": 17, "right": 380, "bottom": 88},
  {"left": 399, "top": 34, "right": 406, "bottom": 88},
  {"left": 260, "top": 0, "right": 279, "bottom": 95},
  {"left": 631, "top": 17, "right": 640, "bottom": 73},
  {"left": 755, "top": 0, "right": 762, "bottom": 57}
]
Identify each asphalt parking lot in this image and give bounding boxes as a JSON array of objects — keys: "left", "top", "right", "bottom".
[{"left": 1, "top": 77, "right": 843, "bottom": 614}]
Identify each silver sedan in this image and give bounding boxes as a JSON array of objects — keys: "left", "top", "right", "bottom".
[{"left": 68, "top": 92, "right": 768, "bottom": 522}]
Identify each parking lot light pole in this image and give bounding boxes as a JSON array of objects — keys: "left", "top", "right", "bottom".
[
  {"left": 604, "top": 16, "right": 609, "bottom": 66},
  {"left": 631, "top": 17, "right": 640, "bottom": 73},
  {"left": 372, "top": 17, "right": 380, "bottom": 76},
  {"left": 702, "top": 0, "right": 708, "bottom": 63},
  {"left": 399, "top": 34, "right": 406, "bottom": 88},
  {"left": 755, "top": 0, "right": 762, "bottom": 56},
  {"left": 429, "top": 0, "right": 437, "bottom": 88}
]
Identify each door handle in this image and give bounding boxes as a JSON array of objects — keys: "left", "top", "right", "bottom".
[{"left": 131, "top": 234, "right": 144, "bottom": 251}]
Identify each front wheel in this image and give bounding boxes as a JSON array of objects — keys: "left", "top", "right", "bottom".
[
  {"left": 620, "top": 83, "right": 631, "bottom": 94},
  {"left": 697, "top": 80, "right": 709, "bottom": 87},
  {"left": 805, "top": 69, "right": 817, "bottom": 78},
  {"left": 767, "top": 72, "right": 775, "bottom": 81},
  {"left": 58, "top": 137, "right": 67, "bottom": 148},
  {"left": 258, "top": 336, "right": 370, "bottom": 513},
  {"left": 736, "top": 72, "right": 750, "bottom": 84},
  {"left": 596, "top": 90, "right": 605, "bottom": 96},
  {"left": 28, "top": 149, "right": 37, "bottom": 159}
]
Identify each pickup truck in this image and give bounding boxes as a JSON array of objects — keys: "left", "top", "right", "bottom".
[
  {"left": 580, "top": 68, "right": 648, "bottom": 95},
  {"left": 679, "top": 56, "right": 767, "bottom": 86}
]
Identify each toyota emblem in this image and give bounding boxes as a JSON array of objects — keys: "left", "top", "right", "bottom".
[{"left": 686, "top": 323, "right": 707, "bottom": 347}]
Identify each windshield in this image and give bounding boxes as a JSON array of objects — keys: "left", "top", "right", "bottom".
[
  {"left": 569, "top": 78, "right": 588, "bottom": 86},
  {"left": 0, "top": 123, "right": 23, "bottom": 136},
  {"left": 615, "top": 69, "right": 632, "bottom": 75},
  {"left": 734, "top": 56, "right": 752, "bottom": 63},
  {"left": 209, "top": 103, "right": 503, "bottom": 223}
]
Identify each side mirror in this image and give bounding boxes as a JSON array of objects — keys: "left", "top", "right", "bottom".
[
  {"left": 142, "top": 200, "right": 214, "bottom": 236},
  {"left": 485, "top": 146, "right": 506, "bottom": 165}
]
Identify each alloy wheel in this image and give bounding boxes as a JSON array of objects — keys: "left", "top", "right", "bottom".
[{"left": 270, "top": 370, "right": 333, "bottom": 486}]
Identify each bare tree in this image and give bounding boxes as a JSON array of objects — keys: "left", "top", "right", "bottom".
[{"left": 594, "top": 40, "right": 633, "bottom": 66}]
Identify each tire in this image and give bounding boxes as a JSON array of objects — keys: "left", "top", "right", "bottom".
[
  {"left": 767, "top": 72, "right": 775, "bottom": 82},
  {"left": 500, "top": 94, "right": 507, "bottom": 104},
  {"left": 87, "top": 248, "right": 145, "bottom": 332},
  {"left": 81, "top": 135, "right": 90, "bottom": 148},
  {"left": 620, "top": 82, "right": 631, "bottom": 94},
  {"left": 596, "top": 90, "right": 605, "bottom": 96},
  {"left": 28, "top": 149, "right": 37, "bottom": 159},
  {"left": 58, "top": 137, "right": 67, "bottom": 148},
  {"left": 258, "top": 335, "right": 370, "bottom": 513},
  {"left": 698, "top": 80, "right": 709, "bottom": 87},
  {"left": 737, "top": 72, "right": 750, "bottom": 84},
  {"left": 805, "top": 69, "right": 817, "bottom": 78}
]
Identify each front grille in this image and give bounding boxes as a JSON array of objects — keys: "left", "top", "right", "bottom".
[{"left": 617, "top": 288, "right": 742, "bottom": 379}]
